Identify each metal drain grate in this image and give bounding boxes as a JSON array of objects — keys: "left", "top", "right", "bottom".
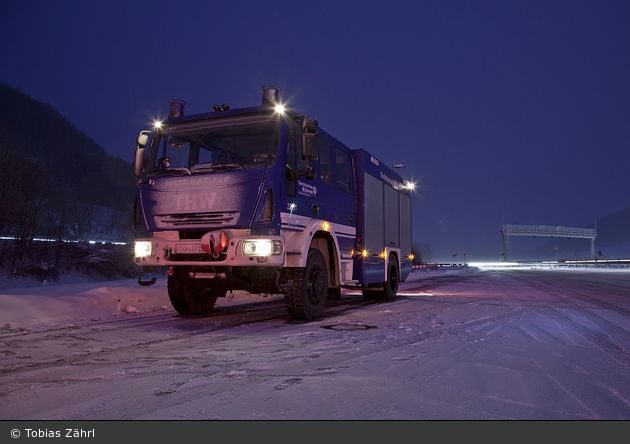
[{"left": 321, "top": 323, "right": 378, "bottom": 331}]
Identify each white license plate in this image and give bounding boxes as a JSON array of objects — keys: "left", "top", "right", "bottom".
[{"left": 175, "top": 244, "right": 204, "bottom": 254}]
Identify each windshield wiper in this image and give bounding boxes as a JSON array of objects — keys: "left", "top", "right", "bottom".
[
  {"left": 189, "top": 163, "right": 215, "bottom": 173},
  {"left": 190, "top": 163, "right": 244, "bottom": 174},
  {"left": 149, "top": 167, "right": 191, "bottom": 176},
  {"left": 210, "top": 163, "right": 244, "bottom": 171}
]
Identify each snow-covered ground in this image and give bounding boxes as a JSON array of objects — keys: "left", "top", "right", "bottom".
[
  {"left": 1, "top": 266, "right": 630, "bottom": 420},
  {"left": 0, "top": 275, "right": 284, "bottom": 331},
  {"left": 0, "top": 268, "right": 475, "bottom": 331}
]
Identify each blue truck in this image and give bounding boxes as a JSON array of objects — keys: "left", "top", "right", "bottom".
[{"left": 132, "top": 86, "right": 413, "bottom": 321}]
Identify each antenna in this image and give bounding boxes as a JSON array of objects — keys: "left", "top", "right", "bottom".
[{"left": 392, "top": 161, "right": 405, "bottom": 169}]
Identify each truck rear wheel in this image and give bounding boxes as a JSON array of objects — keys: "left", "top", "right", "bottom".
[
  {"left": 167, "top": 272, "right": 222, "bottom": 315},
  {"left": 380, "top": 255, "right": 399, "bottom": 302},
  {"left": 362, "top": 256, "right": 399, "bottom": 302},
  {"left": 283, "top": 249, "right": 328, "bottom": 321}
]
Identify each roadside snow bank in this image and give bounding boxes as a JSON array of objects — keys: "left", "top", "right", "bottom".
[
  {"left": 0, "top": 280, "right": 171, "bottom": 330},
  {"left": 0, "top": 278, "right": 283, "bottom": 331},
  {"left": 0, "top": 269, "right": 475, "bottom": 331}
]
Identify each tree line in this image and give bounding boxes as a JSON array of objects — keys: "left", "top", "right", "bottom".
[{"left": 0, "top": 83, "right": 137, "bottom": 273}]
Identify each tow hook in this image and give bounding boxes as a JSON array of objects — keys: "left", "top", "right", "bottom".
[
  {"left": 163, "top": 246, "right": 172, "bottom": 260},
  {"left": 138, "top": 268, "right": 157, "bottom": 286}
]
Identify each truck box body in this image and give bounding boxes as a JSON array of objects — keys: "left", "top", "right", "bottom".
[{"left": 351, "top": 149, "right": 413, "bottom": 286}]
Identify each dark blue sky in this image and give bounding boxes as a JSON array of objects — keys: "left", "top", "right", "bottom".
[{"left": 1, "top": 0, "right": 629, "bottom": 261}]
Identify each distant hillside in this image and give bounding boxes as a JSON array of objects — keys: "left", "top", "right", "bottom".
[
  {"left": 0, "top": 82, "right": 136, "bottom": 212},
  {"left": 529, "top": 207, "right": 630, "bottom": 259},
  {"left": 0, "top": 82, "right": 138, "bottom": 260}
]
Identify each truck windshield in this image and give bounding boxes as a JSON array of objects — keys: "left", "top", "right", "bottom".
[{"left": 146, "top": 113, "right": 280, "bottom": 176}]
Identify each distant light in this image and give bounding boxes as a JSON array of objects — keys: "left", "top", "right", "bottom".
[
  {"left": 469, "top": 262, "right": 526, "bottom": 269},
  {"left": 0, "top": 235, "right": 127, "bottom": 245},
  {"left": 403, "top": 180, "right": 415, "bottom": 190},
  {"left": 322, "top": 222, "right": 330, "bottom": 231},
  {"left": 154, "top": 120, "right": 162, "bottom": 129},
  {"left": 275, "top": 104, "right": 285, "bottom": 114}
]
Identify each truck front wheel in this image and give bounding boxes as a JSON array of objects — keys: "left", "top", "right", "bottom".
[
  {"left": 167, "top": 272, "right": 222, "bottom": 315},
  {"left": 283, "top": 249, "right": 328, "bottom": 321}
]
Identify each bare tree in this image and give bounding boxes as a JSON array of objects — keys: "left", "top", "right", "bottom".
[{"left": 7, "top": 155, "right": 48, "bottom": 269}]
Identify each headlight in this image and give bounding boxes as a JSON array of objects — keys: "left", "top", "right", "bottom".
[
  {"left": 134, "top": 241, "right": 152, "bottom": 257},
  {"left": 241, "top": 240, "right": 283, "bottom": 256}
]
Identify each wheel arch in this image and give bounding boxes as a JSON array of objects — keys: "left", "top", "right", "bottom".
[
  {"left": 284, "top": 219, "right": 343, "bottom": 287},
  {"left": 384, "top": 247, "right": 402, "bottom": 281},
  {"left": 310, "top": 231, "right": 340, "bottom": 288}
]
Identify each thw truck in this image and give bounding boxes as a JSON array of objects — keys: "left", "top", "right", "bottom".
[{"left": 133, "top": 86, "right": 413, "bottom": 321}]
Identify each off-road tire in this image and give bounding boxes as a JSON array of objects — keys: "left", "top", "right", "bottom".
[
  {"left": 362, "top": 255, "right": 399, "bottom": 302},
  {"left": 167, "top": 272, "right": 222, "bottom": 315},
  {"left": 379, "top": 254, "right": 399, "bottom": 302},
  {"left": 283, "top": 249, "right": 328, "bottom": 321}
]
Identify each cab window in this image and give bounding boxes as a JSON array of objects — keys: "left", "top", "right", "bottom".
[
  {"left": 335, "top": 146, "right": 350, "bottom": 192},
  {"left": 319, "top": 136, "right": 333, "bottom": 186}
]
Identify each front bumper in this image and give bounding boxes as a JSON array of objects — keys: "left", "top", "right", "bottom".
[{"left": 134, "top": 230, "right": 285, "bottom": 267}]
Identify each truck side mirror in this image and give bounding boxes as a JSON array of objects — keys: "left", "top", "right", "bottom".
[
  {"left": 302, "top": 118, "right": 318, "bottom": 134},
  {"left": 302, "top": 133, "right": 318, "bottom": 161},
  {"left": 301, "top": 118, "right": 318, "bottom": 161},
  {"left": 137, "top": 133, "right": 149, "bottom": 148},
  {"left": 134, "top": 148, "right": 145, "bottom": 178},
  {"left": 134, "top": 131, "right": 151, "bottom": 178}
]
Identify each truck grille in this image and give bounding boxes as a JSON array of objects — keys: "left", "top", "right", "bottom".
[{"left": 160, "top": 212, "right": 237, "bottom": 227}]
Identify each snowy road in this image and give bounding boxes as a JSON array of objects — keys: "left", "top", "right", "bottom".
[{"left": 1, "top": 267, "right": 630, "bottom": 420}]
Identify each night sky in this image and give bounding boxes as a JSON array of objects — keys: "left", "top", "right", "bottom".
[{"left": 1, "top": 0, "right": 629, "bottom": 261}]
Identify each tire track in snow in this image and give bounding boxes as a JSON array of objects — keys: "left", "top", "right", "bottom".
[
  {"left": 504, "top": 270, "right": 630, "bottom": 369},
  {"left": 0, "top": 295, "right": 375, "bottom": 377}
]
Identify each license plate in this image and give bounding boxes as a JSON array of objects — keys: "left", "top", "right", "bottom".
[{"left": 175, "top": 244, "right": 204, "bottom": 254}]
